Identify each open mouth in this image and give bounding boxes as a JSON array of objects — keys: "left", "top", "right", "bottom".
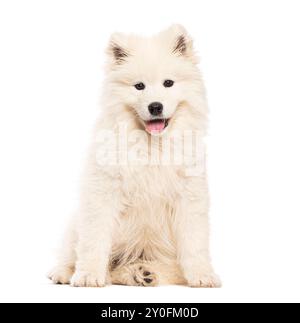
[{"left": 144, "top": 118, "right": 169, "bottom": 135}]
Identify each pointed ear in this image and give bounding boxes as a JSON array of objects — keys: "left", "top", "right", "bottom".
[
  {"left": 107, "top": 32, "right": 130, "bottom": 66},
  {"left": 167, "top": 24, "right": 195, "bottom": 59}
]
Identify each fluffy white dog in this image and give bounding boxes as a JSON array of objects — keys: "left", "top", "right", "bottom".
[{"left": 49, "top": 25, "right": 220, "bottom": 287}]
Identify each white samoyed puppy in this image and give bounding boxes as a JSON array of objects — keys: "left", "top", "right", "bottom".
[{"left": 48, "top": 24, "right": 220, "bottom": 287}]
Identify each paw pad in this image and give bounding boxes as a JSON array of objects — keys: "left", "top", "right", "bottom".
[{"left": 133, "top": 265, "right": 157, "bottom": 287}]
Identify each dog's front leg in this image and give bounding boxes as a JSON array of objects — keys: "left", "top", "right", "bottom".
[
  {"left": 71, "top": 166, "right": 121, "bottom": 287},
  {"left": 177, "top": 176, "right": 221, "bottom": 288}
]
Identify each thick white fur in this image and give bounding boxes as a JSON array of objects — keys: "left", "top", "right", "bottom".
[{"left": 48, "top": 25, "right": 220, "bottom": 287}]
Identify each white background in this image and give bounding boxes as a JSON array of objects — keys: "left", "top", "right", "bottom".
[{"left": 0, "top": 0, "right": 299, "bottom": 303}]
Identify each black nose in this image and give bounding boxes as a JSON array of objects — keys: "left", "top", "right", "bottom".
[{"left": 148, "top": 102, "right": 163, "bottom": 116}]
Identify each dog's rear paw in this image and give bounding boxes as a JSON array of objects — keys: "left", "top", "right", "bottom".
[
  {"left": 70, "top": 270, "right": 106, "bottom": 287},
  {"left": 133, "top": 265, "right": 158, "bottom": 287},
  {"left": 48, "top": 266, "right": 74, "bottom": 285}
]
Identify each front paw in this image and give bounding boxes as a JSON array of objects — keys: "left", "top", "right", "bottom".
[
  {"left": 71, "top": 270, "right": 106, "bottom": 287},
  {"left": 186, "top": 271, "right": 221, "bottom": 288},
  {"left": 48, "top": 266, "right": 74, "bottom": 285}
]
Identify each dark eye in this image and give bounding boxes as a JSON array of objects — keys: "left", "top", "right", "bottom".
[
  {"left": 163, "top": 80, "right": 174, "bottom": 88},
  {"left": 134, "top": 82, "right": 145, "bottom": 90}
]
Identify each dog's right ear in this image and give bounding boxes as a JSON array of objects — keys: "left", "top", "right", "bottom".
[{"left": 107, "top": 33, "right": 129, "bottom": 67}]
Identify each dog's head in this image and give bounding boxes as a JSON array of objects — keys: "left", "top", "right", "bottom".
[{"left": 105, "top": 25, "right": 205, "bottom": 136}]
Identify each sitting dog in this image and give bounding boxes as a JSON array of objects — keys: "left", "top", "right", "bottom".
[{"left": 49, "top": 25, "right": 220, "bottom": 287}]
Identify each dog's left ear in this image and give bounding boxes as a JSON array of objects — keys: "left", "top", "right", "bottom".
[{"left": 166, "top": 24, "right": 196, "bottom": 62}]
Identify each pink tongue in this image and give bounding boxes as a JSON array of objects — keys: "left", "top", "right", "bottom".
[{"left": 145, "top": 120, "right": 165, "bottom": 133}]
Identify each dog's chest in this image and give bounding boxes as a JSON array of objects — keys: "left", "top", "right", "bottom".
[
  {"left": 120, "top": 165, "right": 184, "bottom": 205},
  {"left": 113, "top": 166, "right": 181, "bottom": 261},
  {"left": 112, "top": 166, "right": 185, "bottom": 262}
]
